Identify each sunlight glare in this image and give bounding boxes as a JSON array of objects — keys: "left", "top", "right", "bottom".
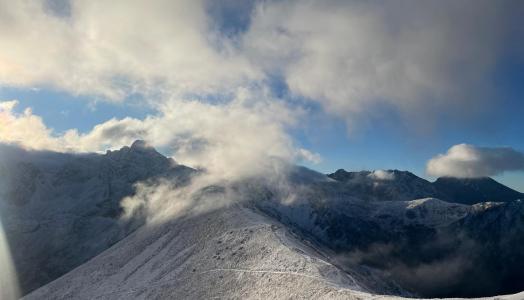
[{"left": 0, "top": 218, "right": 19, "bottom": 300}]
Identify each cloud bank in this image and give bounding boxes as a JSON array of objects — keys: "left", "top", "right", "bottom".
[
  {"left": 427, "top": 144, "right": 524, "bottom": 178},
  {"left": 0, "top": 100, "right": 61, "bottom": 151},
  {"left": 0, "top": 0, "right": 258, "bottom": 100},
  {"left": 0, "top": 94, "right": 319, "bottom": 180},
  {"left": 244, "top": 0, "right": 518, "bottom": 126},
  {"left": 1, "top": 0, "right": 522, "bottom": 120}
]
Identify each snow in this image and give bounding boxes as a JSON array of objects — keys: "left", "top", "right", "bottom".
[
  {"left": 372, "top": 197, "right": 471, "bottom": 227},
  {"left": 2, "top": 142, "right": 523, "bottom": 299},
  {"left": 24, "top": 205, "right": 370, "bottom": 299},
  {"left": 23, "top": 202, "right": 524, "bottom": 300}
]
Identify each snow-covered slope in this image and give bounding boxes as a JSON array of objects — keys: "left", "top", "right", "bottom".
[
  {"left": 25, "top": 204, "right": 373, "bottom": 299},
  {"left": 23, "top": 201, "right": 524, "bottom": 300},
  {"left": 327, "top": 169, "right": 443, "bottom": 202},
  {"left": 241, "top": 168, "right": 524, "bottom": 298}
]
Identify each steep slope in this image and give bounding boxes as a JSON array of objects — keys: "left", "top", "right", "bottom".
[
  {"left": 0, "top": 141, "right": 195, "bottom": 295},
  {"left": 25, "top": 204, "right": 376, "bottom": 300},
  {"left": 446, "top": 200, "right": 524, "bottom": 296}
]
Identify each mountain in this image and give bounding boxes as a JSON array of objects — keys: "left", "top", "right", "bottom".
[
  {"left": 434, "top": 176, "right": 524, "bottom": 205},
  {"left": 2, "top": 142, "right": 524, "bottom": 299},
  {"left": 327, "top": 169, "right": 444, "bottom": 202},
  {"left": 0, "top": 141, "right": 195, "bottom": 294},
  {"left": 24, "top": 204, "right": 384, "bottom": 299},
  {"left": 246, "top": 171, "right": 524, "bottom": 297},
  {"left": 328, "top": 169, "right": 523, "bottom": 204}
]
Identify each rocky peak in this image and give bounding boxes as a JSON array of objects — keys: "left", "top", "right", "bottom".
[
  {"left": 106, "top": 140, "right": 168, "bottom": 163},
  {"left": 130, "top": 139, "right": 148, "bottom": 150}
]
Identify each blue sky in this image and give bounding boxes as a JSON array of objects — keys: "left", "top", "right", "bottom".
[{"left": 1, "top": 0, "right": 523, "bottom": 191}]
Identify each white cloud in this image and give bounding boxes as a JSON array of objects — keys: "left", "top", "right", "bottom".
[
  {"left": 0, "top": 0, "right": 259, "bottom": 100},
  {"left": 426, "top": 144, "right": 524, "bottom": 178},
  {"left": 0, "top": 0, "right": 519, "bottom": 120},
  {"left": 297, "top": 148, "right": 322, "bottom": 164},
  {"left": 368, "top": 170, "right": 395, "bottom": 181},
  {"left": 0, "top": 90, "right": 319, "bottom": 180},
  {"left": 0, "top": 100, "right": 63, "bottom": 151}
]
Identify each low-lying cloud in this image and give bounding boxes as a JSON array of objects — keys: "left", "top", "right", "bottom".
[
  {"left": 0, "top": 93, "right": 320, "bottom": 180},
  {"left": 368, "top": 170, "right": 395, "bottom": 181},
  {"left": 427, "top": 144, "right": 524, "bottom": 178}
]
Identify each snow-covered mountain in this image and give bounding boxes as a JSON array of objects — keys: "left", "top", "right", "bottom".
[
  {"left": 244, "top": 174, "right": 524, "bottom": 298},
  {"left": 2, "top": 142, "right": 524, "bottom": 299},
  {"left": 0, "top": 141, "right": 195, "bottom": 294},
  {"left": 327, "top": 169, "right": 445, "bottom": 202},
  {"left": 25, "top": 205, "right": 379, "bottom": 299},
  {"left": 328, "top": 169, "right": 523, "bottom": 204}
]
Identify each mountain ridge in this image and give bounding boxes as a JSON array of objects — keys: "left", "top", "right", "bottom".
[{"left": 327, "top": 168, "right": 523, "bottom": 204}]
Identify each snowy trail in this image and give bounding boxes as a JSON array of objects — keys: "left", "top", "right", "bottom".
[{"left": 202, "top": 267, "right": 339, "bottom": 283}]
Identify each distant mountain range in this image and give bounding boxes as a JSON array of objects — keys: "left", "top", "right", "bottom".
[
  {"left": 1, "top": 141, "right": 523, "bottom": 299},
  {"left": 328, "top": 169, "right": 524, "bottom": 204}
]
